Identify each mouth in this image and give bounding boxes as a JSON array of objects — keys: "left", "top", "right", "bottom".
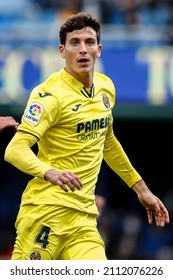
[{"left": 77, "top": 58, "right": 89, "bottom": 64}]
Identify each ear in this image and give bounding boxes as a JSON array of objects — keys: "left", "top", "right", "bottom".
[
  {"left": 59, "top": 45, "right": 65, "bottom": 58},
  {"left": 97, "top": 44, "right": 102, "bottom": 58}
]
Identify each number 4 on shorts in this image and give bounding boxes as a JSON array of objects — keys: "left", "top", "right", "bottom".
[{"left": 35, "top": 226, "right": 50, "bottom": 248}]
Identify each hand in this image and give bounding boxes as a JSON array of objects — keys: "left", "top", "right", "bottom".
[
  {"left": 44, "top": 169, "right": 82, "bottom": 192},
  {"left": 0, "top": 116, "right": 19, "bottom": 132},
  {"left": 139, "top": 192, "right": 170, "bottom": 227},
  {"left": 132, "top": 180, "right": 170, "bottom": 227}
]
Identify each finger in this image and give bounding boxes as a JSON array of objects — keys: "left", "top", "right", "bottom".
[
  {"left": 159, "top": 206, "right": 170, "bottom": 224},
  {"left": 68, "top": 177, "right": 82, "bottom": 191},
  {"left": 63, "top": 173, "right": 82, "bottom": 191},
  {"left": 147, "top": 209, "right": 163, "bottom": 227},
  {"left": 63, "top": 178, "right": 81, "bottom": 191},
  {"left": 156, "top": 200, "right": 170, "bottom": 224},
  {"left": 61, "top": 177, "right": 76, "bottom": 192},
  {"left": 57, "top": 175, "right": 81, "bottom": 192},
  {"left": 147, "top": 210, "right": 153, "bottom": 224},
  {"left": 155, "top": 213, "right": 165, "bottom": 227},
  {"left": 56, "top": 180, "right": 69, "bottom": 192},
  {"left": 67, "top": 172, "right": 82, "bottom": 188},
  {"left": 49, "top": 176, "right": 69, "bottom": 192},
  {"left": 154, "top": 209, "right": 170, "bottom": 227}
]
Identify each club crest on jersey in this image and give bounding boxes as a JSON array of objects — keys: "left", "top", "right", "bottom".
[
  {"left": 24, "top": 102, "right": 43, "bottom": 125},
  {"left": 102, "top": 93, "right": 110, "bottom": 109},
  {"left": 30, "top": 251, "right": 41, "bottom": 260}
]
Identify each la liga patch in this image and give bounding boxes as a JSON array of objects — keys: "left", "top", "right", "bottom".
[{"left": 24, "top": 102, "right": 43, "bottom": 125}]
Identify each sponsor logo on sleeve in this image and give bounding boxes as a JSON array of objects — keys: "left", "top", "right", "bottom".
[{"left": 24, "top": 102, "right": 43, "bottom": 125}]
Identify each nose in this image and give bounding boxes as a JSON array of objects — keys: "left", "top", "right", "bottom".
[{"left": 79, "top": 42, "right": 87, "bottom": 54}]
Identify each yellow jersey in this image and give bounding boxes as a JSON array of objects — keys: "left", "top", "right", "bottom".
[{"left": 17, "top": 68, "right": 141, "bottom": 215}]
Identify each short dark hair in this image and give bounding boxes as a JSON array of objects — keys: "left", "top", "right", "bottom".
[{"left": 59, "top": 12, "right": 101, "bottom": 45}]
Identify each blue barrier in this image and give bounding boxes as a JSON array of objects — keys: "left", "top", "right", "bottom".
[{"left": 0, "top": 44, "right": 173, "bottom": 106}]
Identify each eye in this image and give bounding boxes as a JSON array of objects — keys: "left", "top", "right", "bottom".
[
  {"left": 86, "top": 39, "right": 95, "bottom": 46},
  {"left": 70, "top": 39, "right": 79, "bottom": 46}
]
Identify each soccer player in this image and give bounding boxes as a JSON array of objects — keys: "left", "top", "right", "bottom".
[
  {"left": 0, "top": 116, "right": 19, "bottom": 132},
  {"left": 5, "top": 12, "right": 169, "bottom": 260}
]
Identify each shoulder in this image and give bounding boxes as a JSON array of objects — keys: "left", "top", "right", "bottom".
[
  {"left": 43, "top": 71, "right": 62, "bottom": 89},
  {"left": 94, "top": 72, "right": 115, "bottom": 89},
  {"left": 94, "top": 72, "right": 116, "bottom": 101},
  {"left": 30, "top": 71, "right": 63, "bottom": 98}
]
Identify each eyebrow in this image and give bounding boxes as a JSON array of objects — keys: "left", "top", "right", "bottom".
[{"left": 69, "top": 37, "right": 96, "bottom": 42}]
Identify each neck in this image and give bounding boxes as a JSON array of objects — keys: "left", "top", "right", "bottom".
[{"left": 65, "top": 67, "right": 93, "bottom": 88}]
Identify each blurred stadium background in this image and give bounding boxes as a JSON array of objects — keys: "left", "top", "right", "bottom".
[{"left": 0, "top": 0, "right": 173, "bottom": 259}]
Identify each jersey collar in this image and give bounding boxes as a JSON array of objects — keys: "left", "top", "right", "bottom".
[{"left": 61, "top": 68, "right": 95, "bottom": 98}]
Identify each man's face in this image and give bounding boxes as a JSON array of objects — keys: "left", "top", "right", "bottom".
[{"left": 59, "top": 27, "right": 102, "bottom": 79}]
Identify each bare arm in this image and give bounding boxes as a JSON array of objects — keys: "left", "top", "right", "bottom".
[{"left": 132, "top": 179, "right": 170, "bottom": 227}]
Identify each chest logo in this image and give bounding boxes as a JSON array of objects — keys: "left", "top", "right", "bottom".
[
  {"left": 102, "top": 93, "right": 110, "bottom": 109},
  {"left": 72, "top": 104, "right": 82, "bottom": 112}
]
